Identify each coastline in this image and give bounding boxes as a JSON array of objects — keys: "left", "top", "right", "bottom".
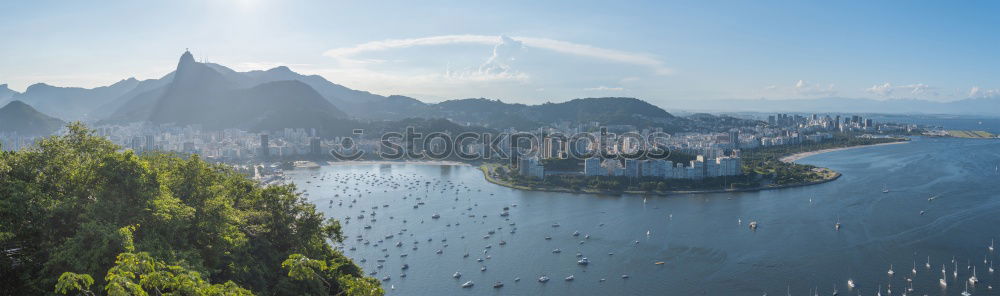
[
  {"left": 480, "top": 139, "right": 909, "bottom": 196},
  {"left": 779, "top": 141, "right": 909, "bottom": 163},
  {"left": 478, "top": 165, "right": 842, "bottom": 197}
]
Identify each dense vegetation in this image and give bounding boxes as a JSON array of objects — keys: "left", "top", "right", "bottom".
[
  {"left": 0, "top": 100, "right": 66, "bottom": 136},
  {"left": 0, "top": 124, "right": 381, "bottom": 296}
]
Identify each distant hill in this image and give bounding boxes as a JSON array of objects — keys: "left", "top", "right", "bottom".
[
  {"left": 423, "top": 97, "right": 695, "bottom": 131},
  {"left": 678, "top": 96, "right": 1000, "bottom": 116},
  {"left": 106, "top": 51, "right": 352, "bottom": 135},
  {"left": 0, "top": 84, "right": 17, "bottom": 105},
  {"left": 0, "top": 100, "right": 65, "bottom": 136},
  {"left": 10, "top": 79, "right": 139, "bottom": 121}
]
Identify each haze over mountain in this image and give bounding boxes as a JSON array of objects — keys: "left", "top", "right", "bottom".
[
  {"left": 104, "top": 51, "right": 353, "bottom": 135},
  {"left": 677, "top": 96, "right": 1000, "bottom": 116},
  {"left": 5, "top": 50, "right": 998, "bottom": 138},
  {"left": 0, "top": 100, "right": 65, "bottom": 136}
]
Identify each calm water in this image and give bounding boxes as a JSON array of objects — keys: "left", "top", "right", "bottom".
[{"left": 287, "top": 137, "right": 1000, "bottom": 295}]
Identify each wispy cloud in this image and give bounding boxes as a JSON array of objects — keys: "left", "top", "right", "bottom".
[
  {"left": 866, "top": 82, "right": 933, "bottom": 97},
  {"left": 968, "top": 86, "right": 1000, "bottom": 98},
  {"left": 324, "top": 34, "right": 671, "bottom": 74},
  {"left": 793, "top": 80, "right": 836, "bottom": 96},
  {"left": 584, "top": 86, "right": 624, "bottom": 91}
]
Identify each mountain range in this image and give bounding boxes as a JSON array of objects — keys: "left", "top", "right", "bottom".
[
  {"left": 0, "top": 100, "right": 65, "bottom": 136},
  {"left": 8, "top": 51, "right": 997, "bottom": 137}
]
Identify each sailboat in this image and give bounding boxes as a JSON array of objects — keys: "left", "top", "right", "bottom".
[
  {"left": 888, "top": 264, "right": 895, "bottom": 276},
  {"left": 969, "top": 266, "right": 978, "bottom": 285},
  {"left": 835, "top": 215, "right": 841, "bottom": 231},
  {"left": 990, "top": 239, "right": 995, "bottom": 253},
  {"left": 940, "top": 264, "right": 948, "bottom": 287},
  {"left": 912, "top": 260, "right": 917, "bottom": 275},
  {"left": 961, "top": 281, "right": 972, "bottom": 296},
  {"left": 882, "top": 184, "right": 889, "bottom": 193},
  {"left": 926, "top": 256, "right": 932, "bottom": 269}
]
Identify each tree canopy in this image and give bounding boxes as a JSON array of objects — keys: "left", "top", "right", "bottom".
[{"left": 0, "top": 123, "right": 381, "bottom": 295}]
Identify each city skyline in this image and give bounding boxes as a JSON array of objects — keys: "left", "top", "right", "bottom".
[{"left": 3, "top": 0, "right": 1000, "bottom": 107}]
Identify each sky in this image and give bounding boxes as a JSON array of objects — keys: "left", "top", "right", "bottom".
[{"left": 2, "top": 0, "right": 1000, "bottom": 106}]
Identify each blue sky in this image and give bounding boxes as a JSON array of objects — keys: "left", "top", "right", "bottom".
[{"left": 2, "top": 0, "right": 1000, "bottom": 106}]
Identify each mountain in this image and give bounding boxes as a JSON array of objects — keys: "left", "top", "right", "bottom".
[
  {"left": 0, "top": 84, "right": 17, "bottom": 106},
  {"left": 10, "top": 78, "right": 140, "bottom": 121},
  {"left": 677, "top": 96, "right": 1000, "bottom": 116},
  {"left": 106, "top": 51, "right": 352, "bottom": 135},
  {"left": 0, "top": 100, "right": 65, "bottom": 136},
  {"left": 422, "top": 97, "right": 691, "bottom": 131}
]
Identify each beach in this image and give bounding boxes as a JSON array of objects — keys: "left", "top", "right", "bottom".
[{"left": 780, "top": 141, "right": 909, "bottom": 163}]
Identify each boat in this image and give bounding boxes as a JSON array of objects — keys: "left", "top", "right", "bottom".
[
  {"left": 538, "top": 276, "right": 550, "bottom": 283},
  {"left": 991, "top": 239, "right": 995, "bottom": 253},
  {"left": 565, "top": 275, "right": 574, "bottom": 281},
  {"left": 572, "top": 230, "right": 580, "bottom": 237},
  {"left": 461, "top": 281, "right": 474, "bottom": 288},
  {"left": 969, "top": 266, "right": 978, "bottom": 284},
  {"left": 749, "top": 221, "right": 758, "bottom": 230},
  {"left": 887, "top": 264, "right": 894, "bottom": 276},
  {"left": 553, "top": 248, "right": 561, "bottom": 253},
  {"left": 882, "top": 184, "right": 889, "bottom": 193},
  {"left": 621, "top": 274, "right": 630, "bottom": 279},
  {"left": 654, "top": 261, "right": 665, "bottom": 265},
  {"left": 453, "top": 272, "right": 461, "bottom": 278},
  {"left": 940, "top": 264, "right": 948, "bottom": 287},
  {"left": 577, "top": 258, "right": 590, "bottom": 265},
  {"left": 493, "top": 281, "right": 503, "bottom": 288},
  {"left": 926, "top": 256, "right": 932, "bottom": 269},
  {"left": 847, "top": 279, "right": 855, "bottom": 289}
]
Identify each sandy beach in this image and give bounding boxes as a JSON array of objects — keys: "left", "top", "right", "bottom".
[{"left": 780, "top": 141, "right": 909, "bottom": 163}]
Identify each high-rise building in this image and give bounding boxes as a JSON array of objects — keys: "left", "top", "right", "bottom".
[
  {"left": 259, "top": 134, "right": 270, "bottom": 158},
  {"left": 144, "top": 135, "right": 155, "bottom": 152},
  {"left": 310, "top": 137, "right": 322, "bottom": 156}
]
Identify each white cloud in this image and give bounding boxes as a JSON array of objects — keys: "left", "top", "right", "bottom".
[
  {"left": 793, "top": 80, "right": 837, "bottom": 96},
  {"left": 584, "top": 86, "right": 624, "bottom": 91},
  {"left": 323, "top": 34, "right": 672, "bottom": 74},
  {"left": 968, "top": 86, "right": 1000, "bottom": 98},
  {"left": 866, "top": 82, "right": 933, "bottom": 97}
]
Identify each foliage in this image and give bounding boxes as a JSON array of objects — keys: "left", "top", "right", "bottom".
[{"left": 0, "top": 123, "right": 378, "bottom": 295}]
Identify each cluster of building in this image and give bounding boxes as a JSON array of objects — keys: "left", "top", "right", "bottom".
[{"left": 88, "top": 123, "right": 330, "bottom": 162}]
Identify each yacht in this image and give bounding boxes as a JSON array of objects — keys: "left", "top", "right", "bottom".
[
  {"left": 493, "top": 281, "right": 503, "bottom": 288},
  {"left": 453, "top": 272, "right": 461, "bottom": 278},
  {"left": 847, "top": 279, "right": 855, "bottom": 289},
  {"left": 940, "top": 264, "right": 948, "bottom": 287},
  {"left": 461, "top": 281, "right": 474, "bottom": 288},
  {"left": 565, "top": 275, "right": 574, "bottom": 281},
  {"left": 577, "top": 258, "right": 590, "bottom": 265},
  {"left": 969, "top": 266, "right": 978, "bottom": 284},
  {"left": 538, "top": 276, "right": 550, "bottom": 283},
  {"left": 926, "top": 256, "right": 932, "bottom": 269},
  {"left": 887, "top": 264, "right": 894, "bottom": 276}
]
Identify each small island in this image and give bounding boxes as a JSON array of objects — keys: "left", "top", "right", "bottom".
[{"left": 481, "top": 134, "right": 908, "bottom": 196}]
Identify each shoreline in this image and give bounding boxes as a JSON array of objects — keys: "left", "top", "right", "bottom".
[
  {"left": 780, "top": 141, "right": 909, "bottom": 163},
  {"left": 478, "top": 165, "right": 842, "bottom": 197}
]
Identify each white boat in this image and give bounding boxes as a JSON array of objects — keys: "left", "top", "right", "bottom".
[
  {"left": 461, "top": 281, "right": 474, "bottom": 288},
  {"left": 538, "top": 276, "right": 550, "bottom": 283},
  {"left": 940, "top": 264, "right": 948, "bottom": 287},
  {"left": 453, "top": 271, "right": 461, "bottom": 278},
  {"left": 990, "top": 239, "right": 995, "bottom": 253},
  {"left": 888, "top": 264, "right": 894, "bottom": 276},
  {"left": 926, "top": 256, "right": 932, "bottom": 269},
  {"left": 969, "top": 266, "right": 978, "bottom": 284},
  {"left": 565, "top": 275, "right": 574, "bottom": 281},
  {"left": 847, "top": 279, "right": 855, "bottom": 289},
  {"left": 577, "top": 258, "right": 590, "bottom": 265}
]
